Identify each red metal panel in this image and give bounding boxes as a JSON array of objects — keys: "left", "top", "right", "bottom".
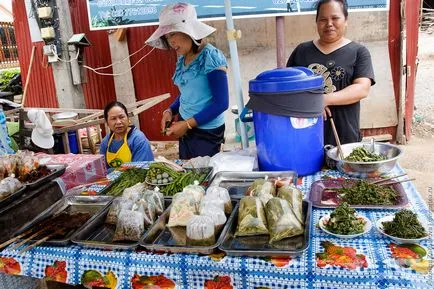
[
  {"left": 388, "top": 0, "right": 401, "bottom": 110},
  {"left": 68, "top": 0, "right": 116, "bottom": 109},
  {"left": 404, "top": 0, "right": 420, "bottom": 140},
  {"left": 12, "top": 0, "right": 57, "bottom": 108},
  {"left": 127, "top": 26, "right": 180, "bottom": 140}
]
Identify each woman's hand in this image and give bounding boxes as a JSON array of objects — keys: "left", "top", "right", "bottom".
[
  {"left": 166, "top": 121, "right": 189, "bottom": 139},
  {"left": 161, "top": 110, "right": 173, "bottom": 134}
]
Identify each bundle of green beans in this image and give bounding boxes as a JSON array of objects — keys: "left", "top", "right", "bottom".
[
  {"left": 344, "top": 147, "right": 386, "bottom": 162},
  {"left": 104, "top": 168, "right": 147, "bottom": 196},
  {"left": 160, "top": 169, "right": 209, "bottom": 196}
]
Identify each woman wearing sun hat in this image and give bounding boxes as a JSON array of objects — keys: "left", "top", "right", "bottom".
[{"left": 146, "top": 2, "right": 229, "bottom": 159}]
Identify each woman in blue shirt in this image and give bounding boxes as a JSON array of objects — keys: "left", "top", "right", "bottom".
[
  {"left": 100, "top": 101, "right": 154, "bottom": 168},
  {"left": 146, "top": 2, "right": 229, "bottom": 159}
]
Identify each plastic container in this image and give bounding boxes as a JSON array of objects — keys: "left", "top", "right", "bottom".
[
  {"left": 244, "top": 67, "right": 324, "bottom": 176},
  {"left": 68, "top": 131, "right": 79, "bottom": 154}
]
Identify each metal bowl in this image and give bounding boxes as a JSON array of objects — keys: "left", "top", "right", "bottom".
[{"left": 325, "top": 142, "right": 403, "bottom": 178}]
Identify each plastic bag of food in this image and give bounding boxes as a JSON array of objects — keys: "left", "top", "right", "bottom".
[
  {"left": 167, "top": 192, "right": 197, "bottom": 227},
  {"left": 133, "top": 199, "right": 156, "bottom": 227},
  {"left": 277, "top": 185, "right": 303, "bottom": 224},
  {"left": 265, "top": 197, "right": 304, "bottom": 243},
  {"left": 247, "top": 178, "right": 276, "bottom": 196},
  {"left": 113, "top": 209, "right": 145, "bottom": 242},
  {"left": 182, "top": 181, "right": 205, "bottom": 204},
  {"left": 235, "top": 196, "right": 269, "bottom": 237},
  {"left": 142, "top": 188, "right": 165, "bottom": 216},
  {"left": 122, "top": 182, "right": 146, "bottom": 201},
  {"left": 186, "top": 215, "right": 215, "bottom": 246},
  {"left": 206, "top": 186, "right": 232, "bottom": 215},
  {"left": 201, "top": 205, "right": 227, "bottom": 233},
  {"left": 105, "top": 198, "right": 133, "bottom": 225},
  {"left": 199, "top": 194, "right": 225, "bottom": 214},
  {"left": 168, "top": 226, "right": 187, "bottom": 245}
]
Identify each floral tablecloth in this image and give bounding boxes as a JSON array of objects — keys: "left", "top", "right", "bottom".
[{"left": 1, "top": 164, "right": 433, "bottom": 289}]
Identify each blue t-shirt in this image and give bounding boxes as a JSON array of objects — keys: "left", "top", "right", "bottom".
[
  {"left": 100, "top": 126, "right": 154, "bottom": 167},
  {"left": 172, "top": 44, "right": 227, "bottom": 129}
]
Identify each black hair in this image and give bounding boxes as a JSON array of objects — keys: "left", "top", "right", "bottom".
[
  {"left": 159, "top": 35, "right": 202, "bottom": 53},
  {"left": 104, "top": 101, "right": 128, "bottom": 121},
  {"left": 316, "top": 0, "right": 348, "bottom": 21}
]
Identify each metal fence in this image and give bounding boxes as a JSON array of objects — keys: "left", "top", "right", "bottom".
[{"left": 0, "top": 22, "right": 19, "bottom": 69}]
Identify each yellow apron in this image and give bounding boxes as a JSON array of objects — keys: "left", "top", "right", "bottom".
[{"left": 106, "top": 132, "right": 132, "bottom": 168}]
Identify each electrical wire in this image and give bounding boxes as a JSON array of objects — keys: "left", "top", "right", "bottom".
[
  {"left": 83, "top": 47, "right": 156, "bottom": 76},
  {"left": 89, "top": 44, "right": 149, "bottom": 71},
  {"left": 54, "top": 47, "right": 80, "bottom": 63}
]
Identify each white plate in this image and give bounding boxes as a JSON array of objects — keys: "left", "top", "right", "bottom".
[
  {"left": 319, "top": 214, "right": 372, "bottom": 239},
  {"left": 376, "top": 215, "right": 430, "bottom": 244}
]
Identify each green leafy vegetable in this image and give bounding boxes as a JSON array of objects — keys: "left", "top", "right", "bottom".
[
  {"left": 324, "top": 202, "right": 365, "bottom": 235},
  {"left": 382, "top": 210, "right": 427, "bottom": 239},
  {"left": 339, "top": 180, "right": 399, "bottom": 205},
  {"left": 344, "top": 147, "right": 386, "bottom": 162},
  {"left": 104, "top": 168, "right": 147, "bottom": 196}
]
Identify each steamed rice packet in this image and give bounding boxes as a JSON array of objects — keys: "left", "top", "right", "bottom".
[
  {"left": 235, "top": 196, "right": 269, "bottom": 237},
  {"left": 167, "top": 192, "right": 198, "bottom": 227},
  {"left": 199, "top": 194, "right": 225, "bottom": 214},
  {"left": 186, "top": 215, "right": 215, "bottom": 246},
  {"left": 142, "top": 188, "right": 165, "bottom": 215},
  {"left": 113, "top": 209, "right": 145, "bottom": 242},
  {"left": 265, "top": 197, "right": 304, "bottom": 243},
  {"left": 277, "top": 185, "right": 304, "bottom": 224},
  {"left": 105, "top": 197, "right": 133, "bottom": 225},
  {"left": 205, "top": 186, "right": 232, "bottom": 215}
]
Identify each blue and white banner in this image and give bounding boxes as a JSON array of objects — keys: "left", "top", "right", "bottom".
[{"left": 87, "top": 0, "right": 389, "bottom": 30}]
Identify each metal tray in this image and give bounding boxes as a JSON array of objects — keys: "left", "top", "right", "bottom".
[
  {"left": 14, "top": 195, "right": 113, "bottom": 246},
  {"left": 72, "top": 199, "right": 172, "bottom": 250},
  {"left": 208, "top": 171, "right": 298, "bottom": 199},
  {"left": 219, "top": 200, "right": 312, "bottom": 257},
  {"left": 0, "top": 186, "right": 26, "bottom": 209},
  {"left": 25, "top": 164, "right": 67, "bottom": 189},
  {"left": 140, "top": 200, "right": 237, "bottom": 255},
  {"left": 308, "top": 179, "right": 409, "bottom": 209}
]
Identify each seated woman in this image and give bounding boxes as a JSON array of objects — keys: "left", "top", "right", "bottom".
[{"left": 100, "top": 101, "right": 154, "bottom": 168}]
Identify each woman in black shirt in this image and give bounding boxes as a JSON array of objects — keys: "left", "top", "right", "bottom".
[{"left": 287, "top": 0, "right": 375, "bottom": 145}]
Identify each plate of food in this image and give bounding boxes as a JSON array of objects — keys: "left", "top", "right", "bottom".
[
  {"left": 318, "top": 202, "right": 372, "bottom": 238},
  {"left": 376, "top": 210, "right": 430, "bottom": 244}
]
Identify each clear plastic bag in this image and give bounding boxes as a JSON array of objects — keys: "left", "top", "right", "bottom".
[
  {"left": 199, "top": 194, "right": 225, "bottom": 214},
  {"left": 201, "top": 205, "right": 227, "bottom": 233},
  {"left": 265, "top": 197, "right": 304, "bottom": 243},
  {"left": 142, "top": 188, "right": 165, "bottom": 216},
  {"left": 105, "top": 198, "right": 133, "bottom": 225},
  {"left": 277, "top": 185, "right": 304, "bottom": 224},
  {"left": 122, "top": 182, "right": 146, "bottom": 201},
  {"left": 167, "top": 192, "right": 197, "bottom": 227},
  {"left": 182, "top": 181, "right": 205, "bottom": 205},
  {"left": 235, "top": 196, "right": 269, "bottom": 237},
  {"left": 247, "top": 178, "right": 276, "bottom": 206},
  {"left": 113, "top": 209, "right": 145, "bottom": 242},
  {"left": 186, "top": 215, "right": 215, "bottom": 246},
  {"left": 205, "top": 186, "right": 232, "bottom": 215},
  {"left": 133, "top": 199, "right": 156, "bottom": 227},
  {"left": 0, "top": 177, "right": 23, "bottom": 193}
]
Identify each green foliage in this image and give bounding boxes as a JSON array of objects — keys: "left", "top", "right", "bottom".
[{"left": 0, "top": 68, "right": 20, "bottom": 90}]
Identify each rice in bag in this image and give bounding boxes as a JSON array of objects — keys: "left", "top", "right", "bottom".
[
  {"left": 235, "top": 196, "right": 269, "bottom": 237},
  {"left": 265, "top": 197, "right": 304, "bottom": 243},
  {"left": 167, "top": 192, "right": 197, "bottom": 227},
  {"left": 277, "top": 185, "right": 304, "bottom": 224},
  {"left": 186, "top": 215, "right": 215, "bottom": 246},
  {"left": 206, "top": 186, "right": 232, "bottom": 215},
  {"left": 113, "top": 209, "right": 145, "bottom": 242}
]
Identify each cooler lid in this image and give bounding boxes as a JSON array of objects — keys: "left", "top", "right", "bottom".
[{"left": 249, "top": 67, "right": 324, "bottom": 93}]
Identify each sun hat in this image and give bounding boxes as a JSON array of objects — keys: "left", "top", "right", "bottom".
[
  {"left": 27, "top": 109, "right": 54, "bottom": 149},
  {"left": 145, "top": 3, "right": 216, "bottom": 49}
]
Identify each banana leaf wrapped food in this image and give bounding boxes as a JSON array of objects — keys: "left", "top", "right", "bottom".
[
  {"left": 186, "top": 215, "right": 215, "bottom": 246},
  {"left": 167, "top": 192, "right": 198, "bottom": 227},
  {"left": 235, "top": 196, "right": 269, "bottom": 237},
  {"left": 265, "top": 197, "right": 304, "bottom": 243},
  {"left": 247, "top": 179, "right": 276, "bottom": 206},
  {"left": 205, "top": 186, "right": 233, "bottom": 215},
  {"left": 277, "top": 185, "right": 304, "bottom": 224}
]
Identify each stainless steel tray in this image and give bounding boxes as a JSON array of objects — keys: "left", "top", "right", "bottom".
[
  {"left": 14, "top": 195, "right": 113, "bottom": 246},
  {"left": 308, "top": 179, "right": 409, "bottom": 209},
  {"left": 72, "top": 199, "right": 172, "bottom": 250},
  {"left": 218, "top": 200, "right": 312, "bottom": 257},
  {"left": 25, "top": 164, "right": 67, "bottom": 189},
  {"left": 208, "top": 171, "right": 298, "bottom": 199},
  {"left": 140, "top": 201, "right": 237, "bottom": 255}
]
